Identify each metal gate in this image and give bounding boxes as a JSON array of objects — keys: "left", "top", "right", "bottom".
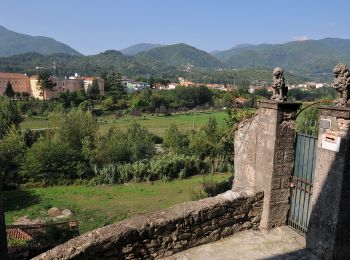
[{"left": 288, "top": 133, "right": 318, "bottom": 235}]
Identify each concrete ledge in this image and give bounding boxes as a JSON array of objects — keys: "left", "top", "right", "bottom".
[{"left": 33, "top": 191, "right": 263, "bottom": 260}]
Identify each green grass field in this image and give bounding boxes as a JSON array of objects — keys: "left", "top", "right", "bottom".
[
  {"left": 5, "top": 173, "right": 231, "bottom": 233},
  {"left": 20, "top": 110, "right": 228, "bottom": 137}
]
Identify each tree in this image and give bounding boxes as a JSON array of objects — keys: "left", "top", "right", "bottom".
[
  {"left": 0, "top": 96, "right": 22, "bottom": 259},
  {"left": 4, "top": 81, "right": 14, "bottom": 98},
  {"left": 87, "top": 79, "right": 100, "bottom": 100},
  {"left": 164, "top": 123, "right": 189, "bottom": 154},
  {"left": 93, "top": 122, "right": 155, "bottom": 164},
  {"left": 20, "top": 139, "right": 83, "bottom": 185},
  {"left": 49, "top": 109, "right": 98, "bottom": 151},
  {"left": 0, "top": 96, "right": 21, "bottom": 140},
  {"left": 37, "top": 71, "right": 56, "bottom": 100},
  {"left": 104, "top": 71, "right": 124, "bottom": 99}
]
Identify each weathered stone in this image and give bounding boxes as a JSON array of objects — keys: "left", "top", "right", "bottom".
[
  {"left": 251, "top": 215, "right": 261, "bottom": 224},
  {"left": 206, "top": 207, "right": 226, "bottom": 219},
  {"left": 233, "top": 214, "right": 246, "bottom": 220},
  {"left": 307, "top": 106, "right": 350, "bottom": 259},
  {"left": 209, "top": 230, "right": 221, "bottom": 240},
  {"left": 242, "top": 221, "right": 253, "bottom": 229},
  {"left": 61, "top": 209, "right": 73, "bottom": 218},
  {"left": 218, "top": 218, "right": 230, "bottom": 226},
  {"left": 202, "top": 225, "right": 215, "bottom": 233},
  {"left": 332, "top": 63, "right": 350, "bottom": 106},
  {"left": 270, "top": 67, "right": 288, "bottom": 101},
  {"left": 248, "top": 207, "right": 262, "bottom": 218},
  {"left": 178, "top": 233, "right": 192, "bottom": 240},
  {"left": 220, "top": 227, "right": 231, "bottom": 236},
  {"left": 211, "top": 218, "right": 219, "bottom": 226},
  {"left": 47, "top": 207, "right": 61, "bottom": 217},
  {"left": 270, "top": 189, "right": 290, "bottom": 203}
]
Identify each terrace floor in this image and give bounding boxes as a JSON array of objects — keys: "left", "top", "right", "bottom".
[{"left": 163, "top": 226, "right": 318, "bottom": 260}]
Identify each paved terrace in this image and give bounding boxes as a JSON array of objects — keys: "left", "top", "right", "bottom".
[{"left": 163, "top": 226, "right": 318, "bottom": 260}]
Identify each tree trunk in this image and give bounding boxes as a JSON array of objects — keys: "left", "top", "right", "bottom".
[{"left": 0, "top": 176, "right": 8, "bottom": 259}]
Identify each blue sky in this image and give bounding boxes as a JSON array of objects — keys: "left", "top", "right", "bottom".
[{"left": 1, "top": 0, "right": 349, "bottom": 55}]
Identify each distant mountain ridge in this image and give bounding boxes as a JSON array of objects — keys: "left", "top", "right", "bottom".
[
  {"left": 119, "top": 43, "right": 164, "bottom": 55},
  {"left": 0, "top": 25, "right": 81, "bottom": 57},
  {"left": 136, "top": 43, "right": 223, "bottom": 69},
  {"left": 1, "top": 25, "right": 350, "bottom": 82},
  {"left": 212, "top": 38, "right": 350, "bottom": 80}
]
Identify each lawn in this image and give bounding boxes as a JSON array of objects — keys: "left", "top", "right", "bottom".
[
  {"left": 4, "top": 173, "right": 231, "bottom": 233},
  {"left": 20, "top": 110, "right": 229, "bottom": 137}
]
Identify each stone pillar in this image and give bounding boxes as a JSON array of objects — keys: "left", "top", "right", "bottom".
[
  {"left": 307, "top": 106, "right": 350, "bottom": 259},
  {"left": 257, "top": 101, "right": 301, "bottom": 230}
]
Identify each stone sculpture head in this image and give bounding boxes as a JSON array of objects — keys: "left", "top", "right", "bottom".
[
  {"left": 332, "top": 63, "right": 350, "bottom": 106},
  {"left": 271, "top": 67, "right": 288, "bottom": 101}
]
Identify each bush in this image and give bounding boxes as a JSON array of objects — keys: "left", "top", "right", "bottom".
[
  {"left": 90, "top": 153, "right": 208, "bottom": 185},
  {"left": 49, "top": 108, "right": 98, "bottom": 151},
  {"left": 20, "top": 139, "right": 88, "bottom": 185},
  {"left": 190, "top": 175, "right": 231, "bottom": 200},
  {"left": 93, "top": 122, "right": 155, "bottom": 165},
  {"left": 163, "top": 123, "right": 189, "bottom": 153}
]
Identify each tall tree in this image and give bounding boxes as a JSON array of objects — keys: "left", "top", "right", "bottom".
[
  {"left": 105, "top": 71, "right": 124, "bottom": 99},
  {"left": 87, "top": 78, "right": 100, "bottom": 100},
  {"left": 0, "top": 96, "right": 22, "bottom": 259},
  {"left": 37, "top": 71, "right": 56, "bottom": 100},
  {"left": 4, "top": 81, "right": 14, "bottom": 98}
]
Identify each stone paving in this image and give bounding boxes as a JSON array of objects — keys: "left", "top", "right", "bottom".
[{"left": 163, "top": 226, "right": 318, "bottom": 260}]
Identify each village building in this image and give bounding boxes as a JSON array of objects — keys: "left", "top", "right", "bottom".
[
  {"left": 122, "top": 79, "right": 150, "bottom": 93},
  {"left": 0, "top": 72, "right": 104, "bottom": 99},
  {"left": 0, "top": 72, "right": 32, "bottom": 96}
]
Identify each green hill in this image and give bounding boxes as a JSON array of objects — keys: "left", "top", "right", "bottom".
[
  {"left": 119, "top": 43, "right": 164, "bottom": 55},
  {"left": 213, "top": 38, "right": 350, "bottom": 81},
  {"left": 136, "top": 43, "right": 224, "bottom": 69},
  {"left": 0, "top": 25, "right": 81, "bottom": 57}
]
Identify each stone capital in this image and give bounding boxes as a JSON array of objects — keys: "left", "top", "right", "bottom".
[{"left": 258, "top": 100, "right": 301, "bottom": 111}]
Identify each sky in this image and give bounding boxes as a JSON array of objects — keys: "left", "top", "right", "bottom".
[{"left": 1, "top": 0, "right": 350, "bottom": 55}]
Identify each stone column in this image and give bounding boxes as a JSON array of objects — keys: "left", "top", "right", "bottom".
[
  {"left": 257, "top": 101, "right": 301, "bottom": 230},
  {"left": 307, "top": 106, "right": 350, "bottom": 259}
]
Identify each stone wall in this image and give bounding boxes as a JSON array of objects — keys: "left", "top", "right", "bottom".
[
  {"left": 33, "top": 191, "right": 263, "bottom": 260},
  {"left": 234, "top": 101, "right": 300, "bottom": 229},
  {"left": 307, "top": 106, "right": 350, "bottom": 259},
  {"left": 233, "top": 113, "right": 260, "bottom": 192}
]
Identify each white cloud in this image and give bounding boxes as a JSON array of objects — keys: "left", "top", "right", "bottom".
[{"left": 292, "top": 36, "right": 309, "bottom": 41}]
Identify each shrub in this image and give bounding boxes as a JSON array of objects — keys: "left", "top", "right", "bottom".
[
  {"left": 190, "top": 175, "right": 231, "bottom": 200},
  {"left": 163, "top": 123, "right": 189, "bottom": 153},
  {"left": 20, "top": 139, "right": 86, "bottom": 185},
  {"left": 49, "top": 108, "right": 98, "bottom": 151},
  {"left": 93, "top": 122, "right": 155, "bottom": 165}
]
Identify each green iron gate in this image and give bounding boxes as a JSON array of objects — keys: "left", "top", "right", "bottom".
[{"left": 288, "top": 133, "right": 318, "bottom": 235}]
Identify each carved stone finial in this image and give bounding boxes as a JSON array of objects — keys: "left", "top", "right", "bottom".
[
  {"left": 271, "top": 67, "right": 288, "bottom": 101},
  {"left": 332, "top": 63, "right": 350, "bottom": 106}
]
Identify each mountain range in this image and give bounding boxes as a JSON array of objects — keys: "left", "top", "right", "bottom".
[
  {"left": 1, "top": 25, "right": 350, "bottom": 81},
  {"left": 0, "top": 25, "right": 81, "bottom": 57},
  {"left": 212, "top": 38, "right": 350, "bottom": 79},
  {"left": 119, "top": 43, "right": 164, "bottom": 55}
]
